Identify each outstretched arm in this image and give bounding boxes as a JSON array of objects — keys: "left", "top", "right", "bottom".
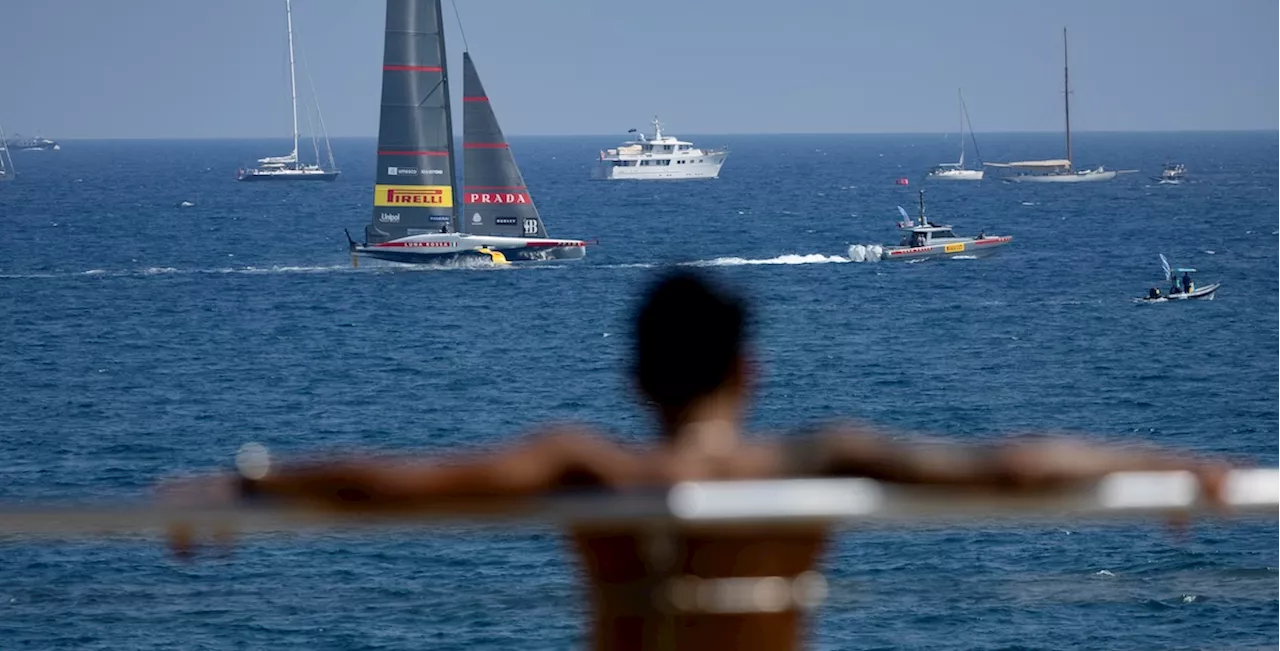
[
  {"left": 798, "top": 424, "right": 1227, "bottom": 493},
  {"left": 177, "top": 427, "right": 642, "bottom": 512}
]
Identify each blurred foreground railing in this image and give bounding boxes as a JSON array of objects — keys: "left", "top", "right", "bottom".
[{"left": 0, "top": 469, "right": 1274, "bottom": 539}]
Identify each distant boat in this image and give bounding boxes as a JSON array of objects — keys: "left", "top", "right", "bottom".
[
  {"left": 0, "top": 123, "right": 14, "bottom": 181},
  {"left": 1139, "top": 254, "right": 1220, "bottom": 302},
  {"left": 927, "top": 89, "right": 984, "bottom": 181},
  {"left": 237, "top": 0, "right": 338, "bottom": 182},
  {"left": 347, "top": 0, "right": 587, "bottom": 265},
  {"left": 2, "top": 134, "right": 59, "bottom": 152},
  {"left": 985, "top": 28, "right": 1132, "bottom": 183},
  {"left": 592, "top": 116, "right": 728, "bottom": 180},
  {"left": 852, "top": 189, "right": 1011, "bottom": 262},
  {"left": 1151, "top": 161, "right": 1188, "bottom": 184}
]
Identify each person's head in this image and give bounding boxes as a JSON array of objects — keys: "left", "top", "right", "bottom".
[{"left": 632, "top": 269, "right": 749, "bottom": 431}]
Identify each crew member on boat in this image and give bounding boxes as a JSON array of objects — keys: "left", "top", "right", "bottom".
[
  {"left": 1182, "top": 272, "right": 1194, "bottom": 293},
  {"left": 166, "top": 270, "right": 1229, "bottom": 651}
]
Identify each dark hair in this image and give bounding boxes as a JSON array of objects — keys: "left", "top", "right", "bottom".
[{"left": 633, "top": 270, "right": 747, "bottom": 418}]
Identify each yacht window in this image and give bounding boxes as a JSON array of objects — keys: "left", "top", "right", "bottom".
[{"left": 934, "top": 231, "right": 955, "bottom": 238}]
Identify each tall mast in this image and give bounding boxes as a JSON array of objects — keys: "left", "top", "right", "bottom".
[
  {"left": 435, "top": 0, "right": 460, "bottom": 232},
  {"left": 957, "top": 88, "right": 965, "bottom": 167},
  {"left": 1062, "top": 26, "right": 1071, "bottom": 169},
  {"left": 286, "top": 0, "right": 299, "bottom": 161}
]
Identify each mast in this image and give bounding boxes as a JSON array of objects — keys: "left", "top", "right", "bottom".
[
  {"left": 286, "top": 0, "right": 299, "bottom": 162},
  {"left": 436, "top": 0, "right": 460, "bottom": 231},
  {"left": 956, "top": 88, "right": 965, "bottom": 168},
  {"left": 1062, "top": 26, "right": 1071, "bottom": 170}
]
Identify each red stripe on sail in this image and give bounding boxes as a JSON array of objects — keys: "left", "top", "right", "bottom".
[
  {"left": 463, "top": 186, "right": 527, "bottom": 190},
  {"left": 382, "top": 65, "right": 443, "bottom": 72},
  {"left": 463, "top": 143, "right": 509, "bottom": 149},
  {"left": 463, "top": 96, "right": 489, "bottom": 102},
  {"left": 378, "top": 150, "right": 450, "bottom": 156}
]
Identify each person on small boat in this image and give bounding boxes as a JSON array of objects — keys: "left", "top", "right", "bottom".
[
  {"left": 1182, "top": 272, "right": 1193, "bottom": 293},
  {"left": 1148, "top": 287, "right": 1161, "bottom": 300}
]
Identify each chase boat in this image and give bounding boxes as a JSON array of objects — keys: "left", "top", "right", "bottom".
[
  {"left": 1140, "top": 255, "right": 1220, "bottom": 302},
  {"left": 878, "top": 190, "right": 1011, "bottom": 262}
]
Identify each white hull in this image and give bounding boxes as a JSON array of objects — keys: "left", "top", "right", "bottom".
[
  {"left": 354, "top": 232, "right": 586, "bottom": 264},
  {"left": 927, "top": 169, "right": 984, "bottom": 181},
  {"left": 1005, "top": 169, "right": 1117, "bottom": 183},
  {"left": 592, "top": 154, "right": 726, "bottom": 180}
]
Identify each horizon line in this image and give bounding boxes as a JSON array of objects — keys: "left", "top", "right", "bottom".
[{"left": 33, "top": 128, "right": 1280, "bottom": 141}]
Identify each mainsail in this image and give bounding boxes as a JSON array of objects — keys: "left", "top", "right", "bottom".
[
  {"left": 461, "top": 52, "right": 546, "bottom": 238},
  {"left": 366, "top": 0, "right": 459, "bottom": 244}
]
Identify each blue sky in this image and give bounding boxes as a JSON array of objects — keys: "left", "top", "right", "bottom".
[{"left": 0, "top": 0, "right": 1275, "bottom": 138}]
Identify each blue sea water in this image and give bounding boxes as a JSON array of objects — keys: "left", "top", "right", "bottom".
[{"left": 0, "top": 132, "right": 1276, "bottom": 650}]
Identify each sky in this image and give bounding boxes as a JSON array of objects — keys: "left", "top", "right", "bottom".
[{"left": 0, "top": 0, "right": 1275, "bottom": 138}]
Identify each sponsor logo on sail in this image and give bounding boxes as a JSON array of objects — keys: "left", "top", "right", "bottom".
[
  {"left": 523, "top": 218, "right": 539, "bottom": 236},
  {"left": 386, "top": 167, "right": 443, "bottom": 176},
  {"left": 379, "top": 213, "right": 401, "bottom": 223},
  {"left": 466, "top": 192, "right": 531, "bottom": 205},
  {"left": 428, "top": 215, "right": 450, "bottom": 222},
  {"left": 494, "top": 217, "right": 517, "bottom": 226},
  {"left": 374, "top": 185, "right": 453, "bottom": 207},
  {"left": 387, "top": 166, "right": 413, "bottom": 176},
  {"left": 471, "top": 213, "right": 483, "bottom": 224}
]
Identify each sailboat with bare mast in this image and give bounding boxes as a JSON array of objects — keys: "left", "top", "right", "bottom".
[
  {"left": 238, "top": 0, "right": 339, "bottom": 182},
  {"left": 927, "top": 89, "right": 984, "bottom": 181},
  {"left": 985, "top": 28, "right": 1129, "bottom": 183}
]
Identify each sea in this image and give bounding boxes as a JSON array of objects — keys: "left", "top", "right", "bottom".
[{"left": 0, "top": 132, "right": 1276, "bottom": 650}]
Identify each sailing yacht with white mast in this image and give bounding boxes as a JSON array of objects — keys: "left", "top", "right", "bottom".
[
  {"left": 926, "top": 89, "right": 983, "bottom": 181},
  {"left": 347, "top": 0, "right": 586, "bottom": 265},
  {"left": 237, "top": 0, "right": 338, "bottom": 182},
  {"left": 985, "top": 28, "right": 1126, "bottom": 183}
]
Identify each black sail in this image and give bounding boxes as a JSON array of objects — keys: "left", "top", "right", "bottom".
[
  {"left": 366, "top": 0, "right": 458, "bottom": 243},
  {"left": 460, "top": 52, "right": 546, "bottom": 238}
]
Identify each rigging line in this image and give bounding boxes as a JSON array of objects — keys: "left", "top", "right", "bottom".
[
  {"left": 449, "top": 0, "right": 471, "bottom": 52},
  {"left": 960, "top": 93, "right": 983, "bottom": 165},
  {"left": 418, "top": 79, "right": 445, "bottom": 107},
  {"left": 294, "top": 29, "right": 337, "bottom": 169}
]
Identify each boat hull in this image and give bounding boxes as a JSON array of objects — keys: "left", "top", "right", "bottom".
[
  {"left": 1140, "top": 283, "right": 1221, "bottom": 302},
  {"left": 238, "top": 170, "right": 340, "bottom": 182},
  {"left": 927, "top": 169, "right": 984, "bottom": 181},
  {"left": 1003, "top": 169, "right": 1117, "bottom": 183},
  {"left": 881, "top": 236, "right": 1012, "bottom": 261},
  {"left": 353, "top": 233, "right": 587, "bottom": 265}
]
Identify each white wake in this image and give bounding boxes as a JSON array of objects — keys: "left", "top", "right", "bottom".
[
  {"left": 684, "top": 253, "right": 850, "bottom": 267},
  {"left": 846, "top": 244, "right": 884, "bottom": 263}
]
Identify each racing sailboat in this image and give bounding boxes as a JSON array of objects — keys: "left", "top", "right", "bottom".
[{"left": 348, "top": 0, "right": 586, "bottom": 264}]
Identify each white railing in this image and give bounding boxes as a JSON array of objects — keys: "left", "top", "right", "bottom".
[{"left": 0, "top": 469, "right": 1273, "bottom": 538}]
